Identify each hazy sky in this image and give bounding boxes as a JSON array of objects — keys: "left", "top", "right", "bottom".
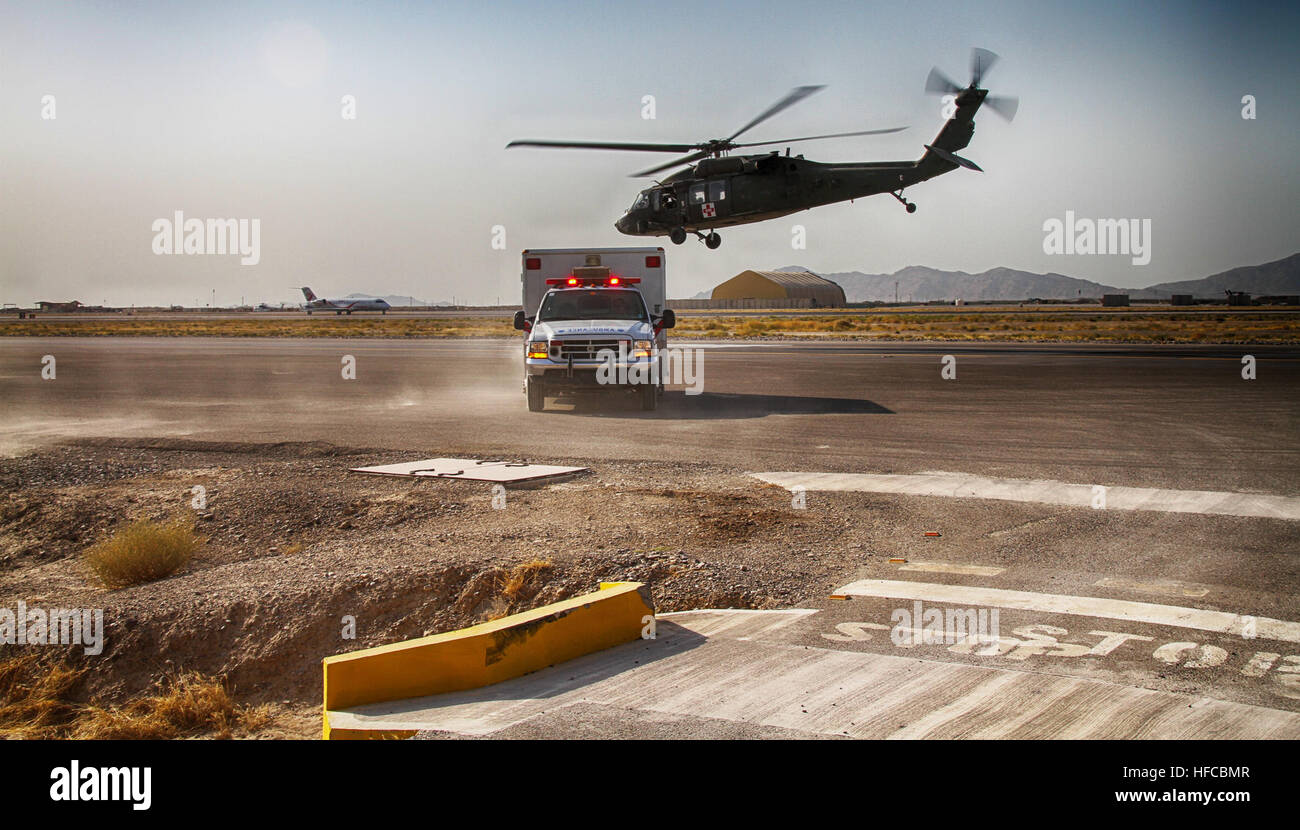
[{"left": 1, "top": 0, "right": 1297, "bottom": 306}]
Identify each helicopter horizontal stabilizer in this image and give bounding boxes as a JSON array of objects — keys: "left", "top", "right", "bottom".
[{"left": 923, "top": 144, "right": 983, "bottom": 172}]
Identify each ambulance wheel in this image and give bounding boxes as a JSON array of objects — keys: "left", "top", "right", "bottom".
[
  {"left": 527, "top": 378, "right": 545, "bottom": 412},
  {"left": 705, "top": 232, "right": 721, "bottom": 249},
  {"left": 640, "top": 382, "right": 658, "bottom": 411},
  {"left": 669, "top": 227, "right": 687, "bottom": 245}
]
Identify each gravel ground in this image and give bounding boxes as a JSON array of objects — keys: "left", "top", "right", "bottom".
[{"left": 0, "top": 438, "right": 914, "bottom": 737}]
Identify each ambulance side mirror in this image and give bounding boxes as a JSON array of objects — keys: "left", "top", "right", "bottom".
[
  {"left": 513, "top": 310, "right": 531, "bottom": 331},
  {"left": 659, "top": 309, "right": 676, "bottom": 329}
]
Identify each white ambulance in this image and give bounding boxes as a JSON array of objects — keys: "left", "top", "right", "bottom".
[{"left": 514, "top": 247, "right": 674, "bottom": 412}]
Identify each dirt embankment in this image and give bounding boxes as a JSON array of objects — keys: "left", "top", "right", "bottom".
[{"left": 0, "top": 439, "right": 905, "bottom": 737}]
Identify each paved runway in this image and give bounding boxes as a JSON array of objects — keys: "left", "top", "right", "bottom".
[{"left": 2, "top": 338, "right": 1296, "bottom": 493}]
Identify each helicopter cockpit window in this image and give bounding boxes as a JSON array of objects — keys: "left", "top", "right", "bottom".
[
  {"left": 690, "top": 184, "right": 707, "bottom": 203},
  {"left": 630, "top": 193, "right": 649, "bottom": 211},
  {"left": 708, "top": 180, "right": 727, "bottom": 201}
]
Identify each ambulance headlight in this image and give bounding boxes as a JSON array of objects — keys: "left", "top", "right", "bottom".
[
  {"left": 633, "top": 339, "right": 653, "bottom": 359},
  {"left": 526, "top": 340, "right": 549, "bottom": 360}
]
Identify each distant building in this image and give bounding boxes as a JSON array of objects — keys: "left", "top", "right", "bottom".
[
  {"left": 1225, "top": 291, "right": 1252, "bottom": 306},
  {"left": 36, "top": 300, "right": 84, "bottom": 312},
  {"left": 1171, "top": 294, "right": 1194, "bottom": 306},
  {"left": 711, "top": 270, "right": 847, "bottom": 308},
  {"left": 1101, "top": 294, "right": 1130, "bottom": 307}
]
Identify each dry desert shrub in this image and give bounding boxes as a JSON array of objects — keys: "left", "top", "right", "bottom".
[
  {"left": 83, "top": 517, "right": 198, "bottom": 588},
  {"left": 500, "top": 558, "right": 554, "bottom": 600}
]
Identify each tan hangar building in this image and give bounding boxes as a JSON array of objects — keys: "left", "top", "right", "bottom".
[{"left": 710, "top": 270, "right": 847, "bottom": 308}]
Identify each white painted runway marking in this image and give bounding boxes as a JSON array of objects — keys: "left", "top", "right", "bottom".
[
  {"left": 834, "top": 579, "right": 1300, "bottom": 644},
  {"left": 900, "top": 561, "right": 1006, "bottom": 576},
  {"left": 752, "top": 471, "right": 1300, "bottom": 520}
]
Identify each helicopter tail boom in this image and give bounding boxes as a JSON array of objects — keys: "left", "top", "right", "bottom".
[{"left": 915, "top": 90, "right": 983, "bottom": 179}]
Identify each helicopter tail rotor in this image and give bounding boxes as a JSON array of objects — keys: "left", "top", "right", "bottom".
[{"left": 925, "top": 47, "right": 1019, "bottom": 123}]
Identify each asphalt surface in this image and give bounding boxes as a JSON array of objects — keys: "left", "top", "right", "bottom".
[
  {"left": 3, "top": 338, "right": 1296, "bottom": 493},
  {"left": 5, "top": 336, "right": 1298, "bottom": 736}
]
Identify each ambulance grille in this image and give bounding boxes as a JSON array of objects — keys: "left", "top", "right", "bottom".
[{"left": 551, "top": 338, "right": 626, "bottom": 360}]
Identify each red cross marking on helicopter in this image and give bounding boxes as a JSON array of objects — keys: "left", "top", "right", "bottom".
[{"left": 702, "top": 203, "right": 716, "bottom": 218}]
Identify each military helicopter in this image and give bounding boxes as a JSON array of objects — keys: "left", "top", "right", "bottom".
[{"left": 508, "top": 48, "right": 1017, "bottom": 249}]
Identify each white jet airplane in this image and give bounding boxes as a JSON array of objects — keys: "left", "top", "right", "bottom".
[{"left": 299, "top": 287, "right": 391, "bottom": 315}]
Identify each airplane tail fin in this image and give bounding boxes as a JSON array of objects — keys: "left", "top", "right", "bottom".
[{"left": 300, "top": 287, "right": 317, "bottom": 301}]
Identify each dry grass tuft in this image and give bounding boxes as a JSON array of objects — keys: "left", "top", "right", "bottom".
[
  {"left": 84, "top": 517, "right": 199, "bottom": 588},
  {"left": 500, "top": 558, "right": 554, "bottom": 600},
  {"left": 2, "top": 317, "right": 515, "bottom": 338},
  {"left": 76, "top": 671, "right": 271, "bottom": 740},
  {"left": 0, "top": 654, "right": 271, "bottom": 740},
  {"left": 672, "top": 310, "right": 1300, "bottom": 343},
  {"left": 0, "top": 652, "right": 84, "bottom": 739}
]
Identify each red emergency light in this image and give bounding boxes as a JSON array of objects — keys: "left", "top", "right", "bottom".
[
  {"left": 525, "top": 257, "right": 541, "bottom": 270},
  {"left": 545, "top": 276, "right": 641, "bottom": 287}
]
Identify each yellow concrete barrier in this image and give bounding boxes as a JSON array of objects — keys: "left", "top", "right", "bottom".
[{"left": 322, "top": 581, "right": 654, "bottom": 739}]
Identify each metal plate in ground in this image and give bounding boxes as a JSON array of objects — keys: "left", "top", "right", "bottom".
[{"left": 350, "top": 458, "right": 587, "bottom": 483}]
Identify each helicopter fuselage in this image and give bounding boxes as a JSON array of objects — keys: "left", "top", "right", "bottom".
[
  {"left": 615, "top": 87, "right": 985, "bottom": 240},
  {"left": 614, "top": 154, "right": 922, "bottom": 236}
]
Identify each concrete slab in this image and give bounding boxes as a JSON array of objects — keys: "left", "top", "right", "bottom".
[
  {"left": 351, "top": 457, "right": 587, "bottom": 484},
  {"left": 326, "top": 609, "right": 1300, "bottom": 739}
]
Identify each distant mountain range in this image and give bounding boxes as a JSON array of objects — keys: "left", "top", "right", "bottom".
[{"left": 692, "top": 252, "right": 1300, "bottom": 303}]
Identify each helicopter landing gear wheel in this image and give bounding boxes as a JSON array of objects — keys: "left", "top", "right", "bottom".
[
  {"left": 669, "top": 227, "right": 687, "bottom": 245},
  {"left": 705, "top": 232, "right": 721, "bottom": 249},
  {"left": 891, "top": 190, "right": 916, "bottom": 213}
]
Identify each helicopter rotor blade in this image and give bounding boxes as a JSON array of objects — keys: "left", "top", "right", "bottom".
[
  {"left": 630, "top": 150, "right": 711, "bottom": 178},
  {"left": 924, "top": 67, "right": 963, "bottom": 95},
  {"left": 725, "top": 85, "right": 826, "bottom": 143},
  {"left": 730, "top": 126, "right": 907, "bottom": 149},
  {"left": 983, "top": 94, "right": 1019, "bottom": 121},
  {"left": 970, "top": 47, "right": 1000, "bottom": 87},
  {"left": 506, "top": 139, "right": 699, "bottom": 153}
]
